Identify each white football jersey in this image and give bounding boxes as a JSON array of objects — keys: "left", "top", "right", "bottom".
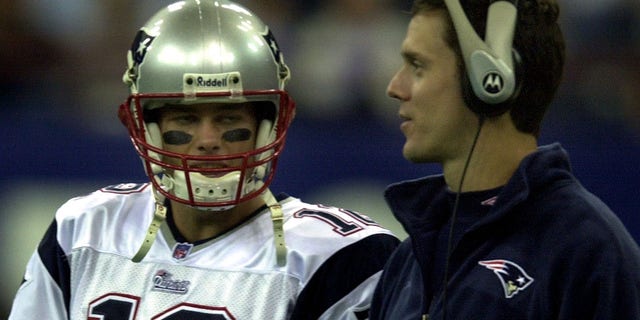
[{"left": 9, "top": 183, "right": 399, "bottom": 320}]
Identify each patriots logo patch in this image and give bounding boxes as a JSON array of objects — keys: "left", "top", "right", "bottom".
[
  {"left": 478, "top": 259, "right": 534, "bottom": 298},
  {"left": 152, "top": 270, "right": 190, "bottom": 294}
]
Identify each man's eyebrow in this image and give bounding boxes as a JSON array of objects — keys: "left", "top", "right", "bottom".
[{"left": 401, "top": 49, "right": 424, "bottom": 63}]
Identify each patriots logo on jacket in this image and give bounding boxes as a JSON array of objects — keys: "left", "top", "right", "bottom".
[{"left": 478, "top": 259, "right": 534, "bottom": 298}]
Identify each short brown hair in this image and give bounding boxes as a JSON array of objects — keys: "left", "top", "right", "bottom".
[{"left": 411, "top": 0, "right": 565, "bottom": 136}]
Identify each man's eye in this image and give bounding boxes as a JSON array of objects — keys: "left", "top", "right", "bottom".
[
  {"left": 172, "top": 114, "right": 198, "bottom": 124},
  {"left": 217, "top": 114, "right": 241, "bottom": 123},
  {"left": 410, "top": 59, "right": 423, "bottom": 72}
]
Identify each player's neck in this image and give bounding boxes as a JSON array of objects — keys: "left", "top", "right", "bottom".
[
  {"left": 169, "top": 197, "right": 266, "bottom": 243},
  {"left": 444, "top": 116, "right": 537, "bottom": 192}
]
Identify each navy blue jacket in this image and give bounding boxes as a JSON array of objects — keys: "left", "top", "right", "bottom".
[{"left": 371, "top": 144, "right": 640, "bottom": 319}]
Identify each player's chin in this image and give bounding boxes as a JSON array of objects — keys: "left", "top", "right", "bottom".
[
  {"left": 402, "top": 143, "right": 431, "bottom": 163},
  {"left": 402, "top": 144, "right": 419, "bottom": 162}
]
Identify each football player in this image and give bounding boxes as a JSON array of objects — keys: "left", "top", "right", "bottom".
[{"left": 9, "top": 1, "right": 399, "bottom": 319}]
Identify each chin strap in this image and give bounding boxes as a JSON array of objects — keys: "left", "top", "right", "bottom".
[
  {"left": 131, "top": 185, "right": 286, "bottom": 265},
  {"left": 262, "top": 188, "right": 286, "bottom": 266},
  {"left": 132, "top": 186, "right": 167, "bottom": 263}
]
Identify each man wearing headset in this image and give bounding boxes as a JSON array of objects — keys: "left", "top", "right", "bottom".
[
  {"left": 370, "top": 0, "right": 640, "bottom": 319},
  {"left": 9, "top": 1, "right": 399, "bottom": 319}
]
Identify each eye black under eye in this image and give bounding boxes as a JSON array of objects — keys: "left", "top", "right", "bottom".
[
  {"left": 222, "top": 128, "right": 252, "bottom": 142},
  {"left": 163, "top": 131, "right": 193, "bottom": 145}
]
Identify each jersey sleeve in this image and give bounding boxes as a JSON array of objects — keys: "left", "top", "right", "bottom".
[
  {"left": 9, "top": 220, "right": 70, "bottom": 320},
  {"left": 290, "top": 233, "right": 400, "bottom": 320}
]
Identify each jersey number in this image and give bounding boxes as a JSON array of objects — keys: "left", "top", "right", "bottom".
[
  {"left": 88, "top": 294, "right": 235, "bottom": 320},
  {"left": 100, "top": 183, "right": 148, "bottom": 194},
  {"left": 294, "top": 206, "right": 380, "bottom": 236}
]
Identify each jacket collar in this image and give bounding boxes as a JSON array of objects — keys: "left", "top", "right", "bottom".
[{"left": 384, "top": 143, "right": 573, "bottom": 237}]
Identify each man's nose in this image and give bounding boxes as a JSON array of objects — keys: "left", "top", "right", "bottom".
[
  {"left": 387, "top": 69, "right": 409, "bottom": 101},
  {"left": 195, "top": 122, "right": 222, "bottom": 154}
]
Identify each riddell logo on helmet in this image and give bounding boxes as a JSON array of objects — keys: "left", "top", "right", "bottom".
[
  {"left": 183, "top": 72, "right": 242, "bottom": 94},
  {"left": 197, "top": 76, "right": 228, "bottom": 87}
]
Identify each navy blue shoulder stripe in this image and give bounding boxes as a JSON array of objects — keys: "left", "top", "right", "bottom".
[
  {"left": 290, "top": 233, "right": 400, "bottom": 319},
  {"left": 37, "top": 220, "right": 71, "bottom": 315}
]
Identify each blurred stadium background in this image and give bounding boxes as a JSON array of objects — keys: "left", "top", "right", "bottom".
[{"left": 1, "top": 0, "right": 639, "bottom": 316}]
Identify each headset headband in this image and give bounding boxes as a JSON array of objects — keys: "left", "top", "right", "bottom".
[{"left": 444, "top": 0, "right": 519, "bottom": 105}]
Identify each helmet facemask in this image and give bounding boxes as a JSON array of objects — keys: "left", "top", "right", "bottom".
[{"left": 119, "top": 92, "right": 294, "bottom": 210}]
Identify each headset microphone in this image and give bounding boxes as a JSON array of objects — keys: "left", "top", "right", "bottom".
[{"left": 445, "top": 0, "right": 520, "bottom": 116}]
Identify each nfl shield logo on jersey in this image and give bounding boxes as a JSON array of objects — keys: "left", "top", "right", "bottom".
[{"left": 172, "top": 242, "right": 194, "bottom": 260}]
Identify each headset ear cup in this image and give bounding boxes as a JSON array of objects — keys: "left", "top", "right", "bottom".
[{"left": 462, "top": 48, "right": 523, "bottom": 117}]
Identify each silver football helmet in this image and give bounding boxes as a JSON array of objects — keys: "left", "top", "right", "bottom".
[{"left": 119, "top": 0, "right": 295, "bottom": 210}]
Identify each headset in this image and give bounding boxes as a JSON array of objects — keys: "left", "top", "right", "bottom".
[
  {"left": 445, "top": 0, "right": 522, "bottom": 117},
  {"left": 439, "top": 1, "right": 521, "bottom": 319}
]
